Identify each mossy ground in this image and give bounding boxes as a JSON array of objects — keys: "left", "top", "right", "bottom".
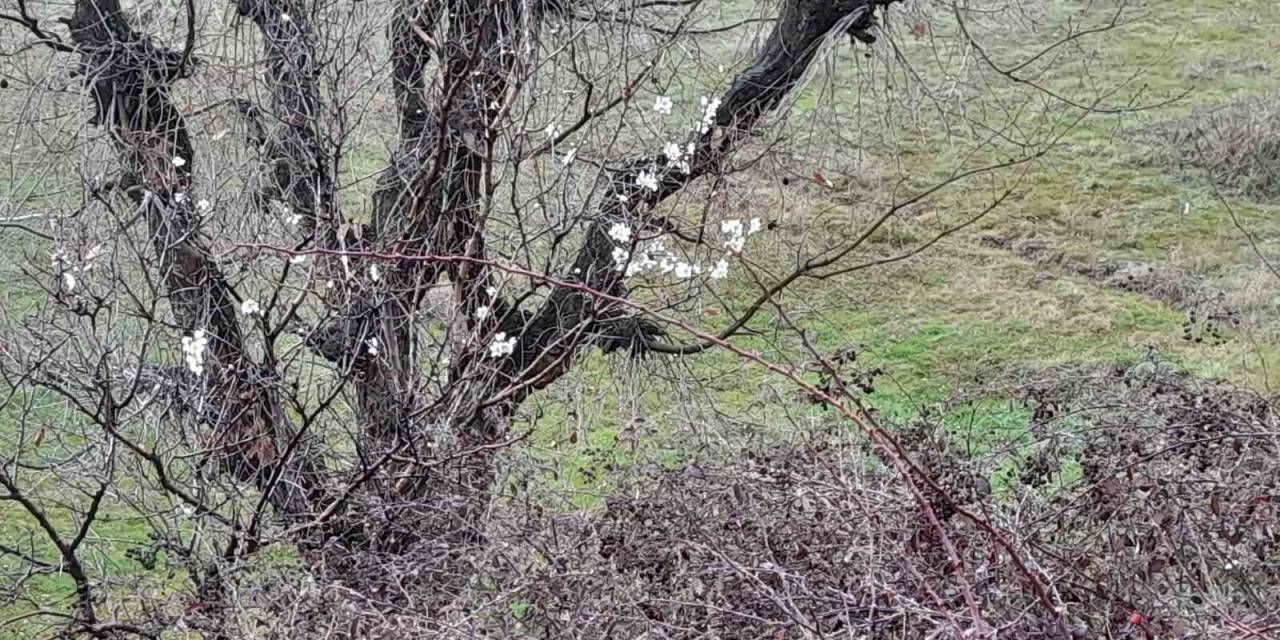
[{"left": 3, "top": 0, "right": 1280, "bottom": 634}]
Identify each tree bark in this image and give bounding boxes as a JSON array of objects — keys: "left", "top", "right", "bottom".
[{"left": 68, "top": 0, "right": 317, "bottom": 515}]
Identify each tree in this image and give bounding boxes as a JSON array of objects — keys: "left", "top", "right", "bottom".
[{"left": 0, "top": 0, "right": 1151, "bottom": 636}]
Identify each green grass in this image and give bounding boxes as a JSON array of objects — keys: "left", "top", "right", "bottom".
[
  {"left": 5, "top": 0, "right": 1280, "bottom": 633},
  {"left": 517, "top": 0, "right": 1280, "bottom": 509}
]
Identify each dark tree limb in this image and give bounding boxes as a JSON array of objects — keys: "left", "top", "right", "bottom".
[
  {"left": 500, "top": 0, "right": 902, "bottom": 399},
  {"left": 65, "top": 0, "right": 317, "bottom": 515},
  {"left": 233, "top": 0, "right": 341, "bottom": 242}
]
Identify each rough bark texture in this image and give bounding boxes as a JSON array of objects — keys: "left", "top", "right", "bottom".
[
  {"left": 234, "top": 0, "right": 340, "bottom": 242},
  {"left": 68, "top": 0, "right": 317, "bottom": 514},
  {"left": 61, "top": 0, "right": 897, "bottom": 539}
]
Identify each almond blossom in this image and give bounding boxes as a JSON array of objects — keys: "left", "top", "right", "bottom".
[
  {"left": 181, "top": 330, "right": 209, "bottom": 376},
  {"left": 489, "top": 332, "right": 518, "bottom": 358},
  {"left": 653, "top": 95, "right": 673, "bottom": 115}
]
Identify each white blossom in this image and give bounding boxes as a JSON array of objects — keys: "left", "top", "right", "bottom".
[
  {"left": 561, "top": 148, "right": 576, "bottom": 166},
  {"left": 625, "top": 246, "right": 659, "bottom": 276},
  {"left": 172, "top": 156, "right": 186, "bottom": 168},
  {"left": 365, "top": 337, "right": 379, "bottom": 357},
  {"left": 181, "top": 330, "right": 209, "bottom": 376},
  {"left": 174, "top": 192, "right": 186, "bottom": 203},
  {"left": 196, "top": 199, "right": 211, "bottom": 212},
  {"left": 710, "top": 257, "right": 730, "bottom": 280},
  {"left": 289, "top": 254, "right": 306, "bottom": 265},
  {"left": 475, "top": 305, "right": 490, "bottom": 320},
  {"left": 489, "top": 332, "right": 518, "bottom": 358},
  {"left": 658, "top": 253, "right": 677, "bottom": 274},
  {"left": 673, "top": 261, "right": 699, "bottom": 279},
  {"left": 280, "top": 12, "right": 291, "bottom": 21},
  {"left": 287, "top": 213, "right": 302, "bottom": 226},
  {"left": 608, "top": 221, "right": 632, "bottom": 244},
  {"left": 699, "top": 96, "right": 721, "bottom": 134},
  {"left": 369, "top": 264, "right": 381, "bottom": 281},
  {"left": 637, "top": 168, "right": 659, "bottom": 192},
  {"left": 612, "top": 246, "right": 630, "bottom": 271},
  {"left": 240, "top": 299, "right": 261, "bottom": 315},
  {"left": 653, "top": 95, "right": 674, "bottom": 115},
  {"left": 61, "top": 272, "right": 77, "bottom": 291},
  {"left": 664, "top": 142, "right": 690, "bottom": 174},
  {"left": 544, "top": 122, "right": 560, "bottom": 140},
  {"left": 720, "top": 218, "right": 756, "bottom": 254},
  {"left": 486, "top": 285, "right": 498, "bottom": 297}
]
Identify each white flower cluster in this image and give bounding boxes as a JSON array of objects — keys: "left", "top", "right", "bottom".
[
  {"left": 652, "top": 94, "right": 720, "bottom": 135},
  {"left": 710, "top": 257, "right": 730, "bottom": 280},
  {"left": 663, "top": 141, "right": 695, "bottom": 174},
  {"left": 617, "top": 238, "right": 716, "bottom": 280},
  {"left": 489, "top": 332, "right": 518, "bottom": 358},
  {"left": 365, "top": 337, "right": 379, "bottom": 357},
  {"left": 240, "top": 299, "right": 261, "bottom": 315},
  {"left": 474, "top": 284, "right": 501, "bottom": 320},
  {"left": 721, "top": 217, "right": 762, "bottom": 254},
  {"left": 607, "top": 221, "right": 632, "bottom": 244},
  {"left": 615, "top": 218, "right": 761, "bottom": 281},
  {"left": 181, "top": 330, "right": 209, "bottom": 376},
  {"left": 699, "top": 96, "right": 722, "bottom": 134},
  {"left": 636, "top": 168, "right": 659, "bottom": 193},
  {"left": 612, "top": 246, "right": 631, "bottom": 272},
  {"left": 653, "top": 95, "right": 674, "bottom": 115}
]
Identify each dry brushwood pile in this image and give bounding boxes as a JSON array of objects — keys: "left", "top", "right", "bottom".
[
  {"left": 188, "top": 365, "right": 1278, "bottom": 638},
  {"left": 1152, "top": 94, "right": 1280, "bottom": 202}
]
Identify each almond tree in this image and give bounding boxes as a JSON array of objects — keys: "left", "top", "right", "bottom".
[{"left": 0, "top": 0, "right": 1135, "bottom": 634}]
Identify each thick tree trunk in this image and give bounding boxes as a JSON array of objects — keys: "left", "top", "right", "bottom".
[
  {"left": 366, "top": 0, "right": 900, "bottom": 533},
  {"left": 68, "top": 0, "right": 317, "bottom": 515},
  {"left": 62, "top": 0, "right": 896, "bottom": 541}
]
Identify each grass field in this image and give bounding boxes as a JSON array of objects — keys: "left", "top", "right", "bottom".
[
  {"left": 520, "top": 0, "right": 1280, "bottom": 503},
  {"left": 3, "top": 0, "right": 1280, "bottom": 635}
]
